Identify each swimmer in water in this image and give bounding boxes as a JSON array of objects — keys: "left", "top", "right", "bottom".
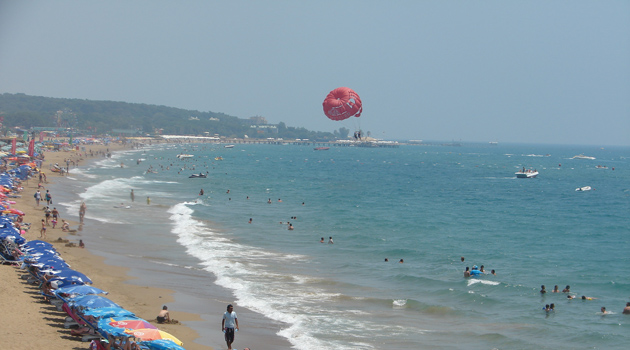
[
  {"left": 552, "top": 285, "right": 560, "bottom": 293},
  {"left": 562, "top": 285, "right": 571, "bottom": 293},
  {"left": 540, "top": 285, "right": 547, "bottom": 294},
  {"left": 320, "top": 237, "right": 324, "bottom": 243}
]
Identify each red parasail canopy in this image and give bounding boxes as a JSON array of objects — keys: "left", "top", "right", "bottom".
[{"left": 322, "top": 87, "right": 363, "bottom": 121}]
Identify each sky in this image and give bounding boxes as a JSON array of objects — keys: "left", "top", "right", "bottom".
[{"left": 1, "top": 1, "right": 629, "bottom": 146}]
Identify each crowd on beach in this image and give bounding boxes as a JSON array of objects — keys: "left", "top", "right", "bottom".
[{"left": 0, "top": 139, "right": 192, "bottom": 350}]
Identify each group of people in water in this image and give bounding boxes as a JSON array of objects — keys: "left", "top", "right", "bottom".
[
  {"left": 540, "top": 284, "right": 630, "bottom": 315},
  {"left": 463, "top": 265, "right": 496, "bottom": 277}
]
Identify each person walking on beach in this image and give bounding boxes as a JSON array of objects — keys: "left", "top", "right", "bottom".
[
  {"left": 34, "top": 190, "right": 42, "bottom": 206},
  {"left": 44, "top": 206, "right": 51, "bottom": 225},
  {"left": 40, "top": 219, "right": 47, "bottom": 239},
  {"left": 222, "top": 304, "right": 239, "bottom": 350},
  {"left": 130, "top": 189, "right": 135, "bottom": 202},
  {"left": 45, "top": 190, "right": 52, "bottom": 205}
]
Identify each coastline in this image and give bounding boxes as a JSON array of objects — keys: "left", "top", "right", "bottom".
[{"left": 0, "top": 141, "right": 211, "bottom": 350}]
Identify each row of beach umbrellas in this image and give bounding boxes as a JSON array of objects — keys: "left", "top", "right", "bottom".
[{"left": 0, "top": 168, "right": 185, "bottom": 350}]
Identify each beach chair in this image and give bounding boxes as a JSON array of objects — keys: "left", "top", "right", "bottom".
[
  {"left": 0, "top": 252, "right": 20, "bottom": 266},
  {"left": 74, "top": 307, "right": 105, "bottom": 342},
  {"left": 62, "top": 302, "right": 87, "bottom": 329},
  {"left": 62, "top": 303, "right": 102, "bottom": 341}
]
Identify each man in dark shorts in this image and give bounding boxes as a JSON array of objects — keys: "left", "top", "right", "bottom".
[
  {"left": 222, "top": 304, "right": 239, "bottom": 350},
  {"left": 157, "top": 305, "right": 170, "bottom": 324}
]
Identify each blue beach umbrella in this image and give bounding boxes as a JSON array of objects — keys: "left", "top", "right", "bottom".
[
  {"left": 23, "top": 240, "right": 54, "bottom": 248},
  {"left": 138, "top": 339, "right": 187, "bottom": 350},
  {"left": 83, "top": 307, "right": 135, "bottom": 319},
  {"left": 69, "top": 295, "right": 120, "bottom": 310},
  {"left": 49, "top": 268, "right": 92, "bottom": 284},
  {"left": 53, "top": 285, "right": 108, "bottom": 296}
]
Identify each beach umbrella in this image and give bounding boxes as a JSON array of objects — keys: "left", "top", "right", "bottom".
[
  {"left": 23, "top": 240, "right": 53, "bottom": 248},
  {"left": 2, "top": 208, "right": 24, "bottom": 216},
  {"left": 83, "top": 307, "right": 135, "bottom": 319},
  {"left": 138, "top": 339, "right": 187, "bottom": 350},
  {"left": 97, "top": 316, "right": 157, "bottom": 337},
  {"left": 69, "top": 295, "right": 120, "bottom": 309},
  {"left": 49, "top": 268, "right": 92, "bottom": 284},
  {"left": 53, "top": 285, "right": 108, "bottom": 296},
  {"left": 125, "top": 329, "right": 183, "bottom": 345}
]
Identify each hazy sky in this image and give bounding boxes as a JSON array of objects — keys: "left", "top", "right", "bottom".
[{"left": 1, "top": 1, "right": 628, "bottom": 146}]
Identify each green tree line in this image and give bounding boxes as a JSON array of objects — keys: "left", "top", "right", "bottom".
[{"left": 0, "top": 93, "right": 341, "bottom": 140}]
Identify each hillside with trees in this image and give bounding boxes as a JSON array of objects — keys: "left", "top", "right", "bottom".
[{"left": 0, "top": 93, "right": 343, "bottom": 140}]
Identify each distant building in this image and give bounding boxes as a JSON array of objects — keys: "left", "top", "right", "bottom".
[{"left": 249, "top": 116, "right": 267, "bottom": 125}]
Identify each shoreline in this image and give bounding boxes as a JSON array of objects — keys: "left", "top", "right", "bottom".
[
  {"left": 1, "top": 141, "right": 212, "bottom": 350},
  {"left": 2, "top": 139, "right": 293, "bottom": 350}
]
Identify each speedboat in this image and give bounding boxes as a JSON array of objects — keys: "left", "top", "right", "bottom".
[
  {"left": 575, "top": 186, "right": 592, "bottom": 191},
  {"left": 314, "top": 147, "right": 330, "bottom": 151},
  {"left": 177, "top": 154, "right": 194, "bottom": 159},
  {"left": 189, "top": 173, "right": 207, "bottom": 178},
  {"left": 224, "top": 145, "right": 234, "bottom": 148},
  {"left": 572, "top": 154, "right": 596, "bottom": 160},
  {"left": 515, "top": 170, "right": 538, "bottom": 178}
]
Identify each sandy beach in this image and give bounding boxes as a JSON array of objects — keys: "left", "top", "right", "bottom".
[{"left": 0, "top": 141, "right": 212, "bottom": 350}]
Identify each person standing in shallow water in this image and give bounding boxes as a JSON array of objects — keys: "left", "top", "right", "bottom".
[{"left": 79, "top": 201, "right": 86, "bottom": 223}]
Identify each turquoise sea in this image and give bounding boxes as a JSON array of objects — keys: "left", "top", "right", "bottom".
[{"left": 55, "top": 142, "right": 629, "bottom": 350}]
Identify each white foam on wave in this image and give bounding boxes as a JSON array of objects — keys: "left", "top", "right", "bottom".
[
  {"left": 467, "top": 279, "right": 500, "bottom": 286},
  {"left": 393, "top": 299, "right": 407, "bottom": 307},
  {"left": 79, "top": 176, "right": 178, "bottom": 202},
  {"left": 67, "top": 167, "right": 98, "bottom": 178}
]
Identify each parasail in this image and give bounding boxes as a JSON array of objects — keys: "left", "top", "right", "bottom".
[{"left": 322, "top": 87, "right": 362, "bottom": 121}]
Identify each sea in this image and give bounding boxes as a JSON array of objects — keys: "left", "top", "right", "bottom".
[{"left": 53, "top": 142, "right": 629, "bottom": 350}]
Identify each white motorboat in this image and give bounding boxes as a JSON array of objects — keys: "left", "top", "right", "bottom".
[
  {"left": 572, "top": 154, "right": 596, "bottom": 160},
  {"left": 224, "top": 145, "right": 234, "bottom": 148},
  {"left": 575, "top": 186, "right": 592, "bottom": 191},
  {"left": 176, "top": 154, "right": 194, "bottom": 159},
  {"left": 515, "top": 169, "right": 538, "bottom": 178}
]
